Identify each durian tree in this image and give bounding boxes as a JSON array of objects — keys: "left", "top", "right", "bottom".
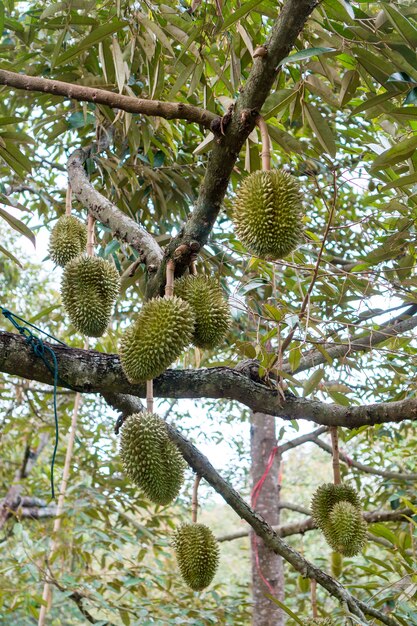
[{"left": 1, "top": 0, "right": 417, "bottom": 624}]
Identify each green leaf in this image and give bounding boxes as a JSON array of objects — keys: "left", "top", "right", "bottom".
[
  {"left": 339, "top": 69, "right": 360, "bottom": 106},
  {"left": 370, "top": 136, "right": 417, "bottom": 171},
  {"left": 303, "top": 102, "right": 336, "bottom": 157},
  {"left": 383, "top": 3, "right": 417, "bottom": 48},
  {"left": 0, "top": 243, "right": 22, "bottom": 267},
  {"left": 0, "top": 2, "right": 4, "bottom": 37},
  {"left": 55, "top": 19, "right": 127, "bottom": 65},
  {"left": 327, "top": 390, "right": 351, "bottom": 406},
  {"left": 381, "top": 172, "right": 417, "bottom": 190},
  {"left": 303, "top": 368, "right": 325, "bottom": 397},
  {"left": 264, "top": 594, "right": 304, "bottom": 625},
  {"left": 278, "top": 47, "right": 335, "bottom": 68},
  {"left": 267, "top": 125, "right": 303, "bottom": 154},
  {"left": 221, "top": 0, "right": 264, "bottom": 31},
  {"left": 0, "top": 208, "right": 35, "bottom": 246}
]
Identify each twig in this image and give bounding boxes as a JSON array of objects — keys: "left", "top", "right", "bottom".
[
  {"left": 87, "top": 215, "right": 95, "bottom": 256},
  {"left": 165, "top": 259, "right": 175, "bottom": 298},
  {"left": 256, "top": 116, "right": 271, "bottom": 172},
  {"left": 330, "top": 426, "right": 341, "bottom": 485},
  {"left": 146, "top": 379, "right": 153, "bottom": 414},
  {"left": 192, "top": 475, "right": 201, "bottom": 523},
  {"left": 311, "top": 578, "right": 318, "bottom": 618},
  {"left": 65, "top": 185, "right": 72, "bottom": 216}
]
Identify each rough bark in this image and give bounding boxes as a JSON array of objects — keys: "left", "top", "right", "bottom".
[
  {"left": 0, "top": 69, "right": 217, "bottom": 129},
  {"left": 2, "top": 331, "right": 417, "bottom": 429},
  {"left": 251, "top": 413, "right": 285, "bottom": 626}
]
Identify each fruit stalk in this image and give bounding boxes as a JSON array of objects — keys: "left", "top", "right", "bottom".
[
  {"left": 192, "top": 474, "right": 202, "bottom": 523},
  {"left": 330, "top": 426, "right": 341, "bottom": 485},
  {"left": 256, "top": 115, "right": 271, "bottom": 172}
]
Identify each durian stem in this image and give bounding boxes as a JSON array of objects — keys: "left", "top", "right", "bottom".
[
  {"left": 190, "top": 259, "right": 198, "bottom": 276},
  {"left": 192, "top": 474, "right": 201, "bottom": 523},
  {"left": 311, "top": 578, "right": 318, "bottom": 618},
  {"left": 65, "top": 184, "right": 72, "bottom": 216},
  {"left": 146, "top": 379, "right": 154, "bottom": 413},
  {"left": 330, "top": 426, "right": 341, "bottom": 485},
  {"left": 165, "top": 259, "right": 175, "bottom": 298},
  {"left": 256, "top": 116, "right": 271, "bottom": 172},
  {"left": 87, "top": 214, "right": 95, "bottom": 256}
]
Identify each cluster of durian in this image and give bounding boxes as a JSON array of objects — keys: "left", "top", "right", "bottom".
[
  {"left": 119, "top": 276, "right": 230, "bottom": 383},
  {"left": 172, "top": 523, "right": 220, "bottom": 591},
  {"left": 119, "top": 412, "right": 185, "bottom": 505},
  {"left": 311, "top": 483, "right": 367, "bottom": 556},
  {"left": 232, "top": 169, "right": 303, "bottom": 260}
]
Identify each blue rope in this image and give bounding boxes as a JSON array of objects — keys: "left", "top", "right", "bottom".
[{"left": 1, "top": 307, "right": 68, "bottom": 499}]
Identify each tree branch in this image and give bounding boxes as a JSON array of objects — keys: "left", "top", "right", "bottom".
[
  {"left": 103, "top": 392, "right": 399, "bottom": 626},
  {"left": 67, "top": 140, "right": 163, "bottom": 271},
  {"left": 0, "top": 69, "right": 216, "bottom": 129},
  {"left": 2, "top": 331, "right": 417, "bottom": 429}
]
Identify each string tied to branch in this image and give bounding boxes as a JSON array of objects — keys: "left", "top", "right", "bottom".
[{"left": 1, "top": 306, "right": 67, "bottom": 499}]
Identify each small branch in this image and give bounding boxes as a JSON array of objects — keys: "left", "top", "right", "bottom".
[
  {"left": 330, "top": 426, "right": 341, "bottom": 485},
  {"left": 65, "top": 185, "right": 72, "bottom": 216},
  {"left": 67, "top": 143, "right": 163, "bottom": 272},
  {"left": 165, "top": 259, "right": 175, "bottom": 298},
  {"left": 191, "top": 475, "right": 201, "bottom": 523},
  {"left": 86, "top": 215, "right": 95, "bottom": 256},
  {"left": 146, "top": 379, "right": 153, "bottom": 414},
  {"left": 278, "top": 426, "right": 328, "bottom": 455},
  {"left": 0, "top": 69, "right": 217, "bottom": 129},
  {"left": 256, "top": 116, "right": 271, "bottom": 171},
  {"left": 311, "top": 579, "right": 318, "bottom": 618}
]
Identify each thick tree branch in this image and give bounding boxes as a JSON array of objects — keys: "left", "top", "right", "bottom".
[
  {"left": 2, "top": 331, "right": 417, "bottom": 429},
  {"left": 0, "top": 69, "right": 216, "bottom": 129},
  {"left": 146, "top": 0, "right": 321, "bottom": 296},
  {"left": 103, "top": 393, "right": 399, "bottom": 626},
  {"left": 67, "top": 143, "right": 163, "bottom": 271}
]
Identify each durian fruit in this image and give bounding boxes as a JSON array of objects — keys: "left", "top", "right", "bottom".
[
  {"left": 325, "top": 501, "right": 367, "bottom": 557},
  {"left": 120, "top": 412, "right": 186, "bottom": 505},
  {"left": 232, "top": 169, "right": 303, "bottom": 260},
  {"left": 174, "top": 275, "right": 230, "bottom": 349},
  {"left": 304, "top": 619, "right": 336, "bottom": 626},
  {"left": 311, "top": 483, "right": 361, "bottom": 529},
  {"left": 330, "top": 551, "right": 343, "bottom": 578},
  {"left": 172, "top": 523, "right": 220, "bottom": 591},
  {"left": 119, "top": 296, "right": 195, "bottom": 383},
  {"left": 61, "top": 255, "right": 120, "bottom": 337},
  {"left": 49, "top": 215, "right": 87, "bottom": 267}
]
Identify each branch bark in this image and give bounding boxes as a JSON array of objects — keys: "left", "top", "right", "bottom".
[
  {"left": 0, "top": 69, "right": 216, "bottom": 129},
  {"left": 67, "top": 142, "right": 163, "bottom": 271},
  {"left": 2, "top": 331, "right": 417, "bottom": 429}
]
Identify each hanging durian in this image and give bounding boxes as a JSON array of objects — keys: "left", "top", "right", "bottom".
[
  {"left": 232, "top": 169, "right": 303, "bottom": 260},
  {"left": 172, "top": 523, "right": 220, "bottom": 591},
  {"left": 61, "top": 255, "right": 120, "bottom": 337},
  {"left": 311, "top": 483, "right": 366, "bottom": 557},
  {"left": 49, "top": 215, "right": 88, "bottom": 267},
  {"left": 120, "top": 412, "right": 186, "bottom": 505},
  {"left": 174, "top": 275, "right": 230, "bottom": 349},
  {"left": 119, "top": 296, "right": 195, "bottom": 383}
]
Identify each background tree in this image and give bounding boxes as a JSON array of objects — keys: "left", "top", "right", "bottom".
[{"left": 1, "top": 0, "right": 417, "bottom": 624}]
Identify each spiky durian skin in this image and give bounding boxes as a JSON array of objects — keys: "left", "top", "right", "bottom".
[
  {"left": 304, "top": 619, "right": 336, "bottom": 626},
  {"left": 172, "top": 523, "right": 220, "bottom": 591},
  {"left": 325, "top": 501, "right": 367, "bottom": 557},
  {"left": 174, "top": 275, "right": 230, "bottom": 349},
  {"left": 49, "top": 215, "right": 87, "bottom": 267},
  {"left": 232, "top": 169, "right": 303, "bottom": 260},
  {"left": 61, "top": 255, "right": 120, "bottom": 337},
  {"left": 331, "top": 551, "right": 343, "bottom": 578},
  {"left": 119, "top": 296, "right": 195, "bottom": 383},
  {"left": 120, "top": 412, "right": 185, "bottom": 505},
  {"left": 311, "top": 483, "right": 361, "bottom": 528}
]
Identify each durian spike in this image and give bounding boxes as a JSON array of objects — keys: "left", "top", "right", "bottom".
[
  {"left": 192, "top": 474, "right": 201, "bottom": 523},
  {"left": 256, "top": 115, "right": 271, "bottom": 172},
  {"left": 146, "top": 379, "right": 154, "bottom": 413},
  {"left": 311, "top": 578, "right": 318, "bottom": 618},
  {"left": 87, "top": 214, "right": 95, "bottom": 257},
  {"left": 165, "top": 258, "right": 175, "bottom": 298},
  {"left": 330, "top": 426, "right": 341, "bottom": 485},
  {"left": 65, "top": 184, "right": 72, "bottom": 216}
]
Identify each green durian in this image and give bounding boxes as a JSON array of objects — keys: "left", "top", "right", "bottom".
[
  {"left": 232, "top": 169, "right": 303, "bottom": 260},
  {"left": 304, "top": 619, "right": 336, "bottom": 626},
  {"left": 330, "top": 551, "right": 343, "bottom": 578},
  {"left": 120, "top": 412, "right": 186, "bottom": 505},
  {"left": 172, "top": 523, "right": 220, "bottom": 591},
  {"left": 119, "top": 296, "right": 195, "bottom": 383},
  {"left": 174, "top": 275, "right": 230, "bottom": 349},
  {"left": 325, "top": 501, "right": 367, "bottom": 557},
  {"left": 49, "top": 215, "right": 87, "bottom": 267},
  {"left": 61, "top": 255, "right": 120, "bottom": 337},
  {"left": 311, "top": 483, "right": 361, "bottom": 529}
]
